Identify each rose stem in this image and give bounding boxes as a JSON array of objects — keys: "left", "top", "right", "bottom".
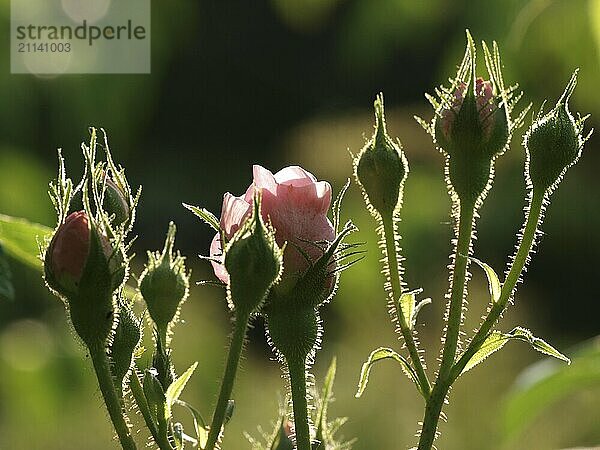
[
  {"left": 382, "top": 214, "right": 431, "bottom": 397},
  {"left": 287, "top": 356, "right": 311, "bottom": 450},
  {"left": 418, "top": 199, "right": 475, "bottom": 450},
  {"left": 89, "top": 345, "right": 138, "bottom": 450},
  {"left": 205, "top": 311, "right": 250, "bottom": 450}
]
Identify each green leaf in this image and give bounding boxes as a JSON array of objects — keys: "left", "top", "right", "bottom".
[
  {"left": 461, "top": 327, "right": 570, "bottom": 375},
  {"left": 183, "top": 204, "right": 220, "bottom": 232},
  {"left": 315, "top": 357, "right": 336, "bottom": 444},
  {"left": 461, "top": 331, "right": 510, "bottom": 374},
  {"left": 398, "top": 288, "right": 429, "bottom": 329},
  {"left": 165, "top": 362, "right": 198, "bottom": 419},
  {"left": 509, "top": 327, "right": 571, "bottom": 364},
  {"left": 0, "top": 246, "right": 15, "bottom": 301},
  {"left": 0, "top": 214, "right": 52, "bottom": 269},
  {"left": 398, "top": 292, "right": 416, "bottom": 329},
  {"left": 355, "top": 347, "right": 420, "bottom": 398},
  {"left": 413, "top": 297, "right": 431, "bottom": 326},
  {"left": 175, "top": 399, "right": 209, "bottom": 448},
  {"left": 470, "top": 256, "right": 501, "bottom": 303},
  {"left": 502, "top": 337, "right": 600, "bottom": 442}
]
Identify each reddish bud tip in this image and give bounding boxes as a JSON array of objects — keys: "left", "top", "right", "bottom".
[{"left": 45, "top": 211, "right": 91, "bottom": 294}]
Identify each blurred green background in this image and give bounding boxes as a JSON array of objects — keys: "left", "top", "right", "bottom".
[{"left": 1, "top": 0, "right": 600, "bottom": 449}]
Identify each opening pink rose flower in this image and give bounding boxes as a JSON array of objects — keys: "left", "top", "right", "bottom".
[{"left": 210, "top": 165, "right": 335, "bottom": 288}]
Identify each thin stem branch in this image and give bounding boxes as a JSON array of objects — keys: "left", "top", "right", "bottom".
[
  {"left": 130, "top": 369, "right": 173, "bottom": 450},
  {"left": 89, "top": 346, "right": 137, "bottom": 450},
  {"left": 287, "top": 356, "right": 311, "bottom": 450},
  {"left": 449, "top": 191, "right": 545, "bottom": 382},
  {"left": 438, "top": 201, "right": 474, "bottom": 379},
  {"left": 205, "top": 311, "right": 250, "bottom": 450},
  {"left": 418, "top": 192, "right": 545, "bottom": 449},
  {"left": 417, "top": 200, "right": 474, "bottom": 450},
  {"left": 382, "top": 215, "right": 431, "bottom": 397}
]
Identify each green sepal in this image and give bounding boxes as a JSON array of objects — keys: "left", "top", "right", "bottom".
[
  {"left": 225, "top": 194, "right": 282, "bottom": 315},
  {"left": 101, "top": 176, "right": 130, "bottom": 227},
  {"left": 152, "top": 332, "right": 175, "bottom": 391},
  {"left": 143, "top": 368, "right": 166, "bottom": 425},
  {"left": 110, "top": 300, "right": 142, "bottom": 395},
  {"left": 67, "top": 224, "right": 115, "bottom": 348},
  {"left": 183, "top": 203, "right": 220, "bottom": 232}
]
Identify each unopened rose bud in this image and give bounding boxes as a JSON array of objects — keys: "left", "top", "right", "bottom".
[
  {"left": 224, "top": 195, "right": 283, "bottom": 315},
  {"left": 45, "top": 211, "right": 123, "bottom": 297},
  {"left": 524, "top": 71, "right": 590, "bottom": 194},
  {"left": 110, "top": 301, "right": 142, "bottom": 395},
  {"left": 44, "top": 211, "right": 91, "bottom": 296},
  {"left": 101, "top": 174, "right": 130, "bottom": 226},
  {"left": 434, "top": 77, "right": 509, "bottom": 204},
  {"left": 44, "top": 210, "right": 124, "bottom": 347},
  {"left": 139, "top": 222, "right": 189, "bottom": 334},
  {"left": 355, "top": 93, "right": 408, "bottom": 217}
]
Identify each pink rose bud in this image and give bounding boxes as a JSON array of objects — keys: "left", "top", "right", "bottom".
[
  {"left": 45, "top": 210, "right": 125, "bottom": 346},
  {"left": 45, "top": 211, "right": 91, "bottom": 295},
  {"left": 45, "top": 210, "right": 122, "bottom": 297},
  {"left": 438, "top": 78, "right": 498, "bottom": 140},
  {"left": 434, "top": 76, "right": 509, "bottom": 204},
  {"left": 102, "top": 174, "right": 130, "bottom": 226},
  {"left": 210, "top": 165, "right": 335, "bottom": 292}
]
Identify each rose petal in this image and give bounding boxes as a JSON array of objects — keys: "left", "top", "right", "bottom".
[
  {"left": 209, "top": 233, "right": 229, "bottom": 284},
  {"left": 220, "top": 193, "right": 252, "bottom": 238},
  {"left": 274, "top": 166, "right": 317, "bottom": 187}
]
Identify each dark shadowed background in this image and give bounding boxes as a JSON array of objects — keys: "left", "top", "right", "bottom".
[{"left": 1, "top": 1, "right": 599, "bottom": 449}]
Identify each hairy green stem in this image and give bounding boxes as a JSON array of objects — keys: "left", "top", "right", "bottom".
[
  {"left": 287, "top": 356, "right": 311, "bottom": 450},
  {"left": 382, "top": 215, "right": 431, "bottom": 397},
  {"left": 130, "top": 369, "right": 173, "bottom": 450},
  {"left": 438, "top": 201, "right": 474, "bottom": 379},
  {"left": 417, "top": 200, "right": 474, "bottom": 450},
  {"left": 449, "top": 191, "right": 545, "bottom": 382},
  {"left": 205, "top": 311, "right": 250, "bottom": 450},
  {"left": 418, "top": 193, "right": 544, "bottom": 449},
  {"left": 89, "top": 346, "right": 137, "bottom": 450}
]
